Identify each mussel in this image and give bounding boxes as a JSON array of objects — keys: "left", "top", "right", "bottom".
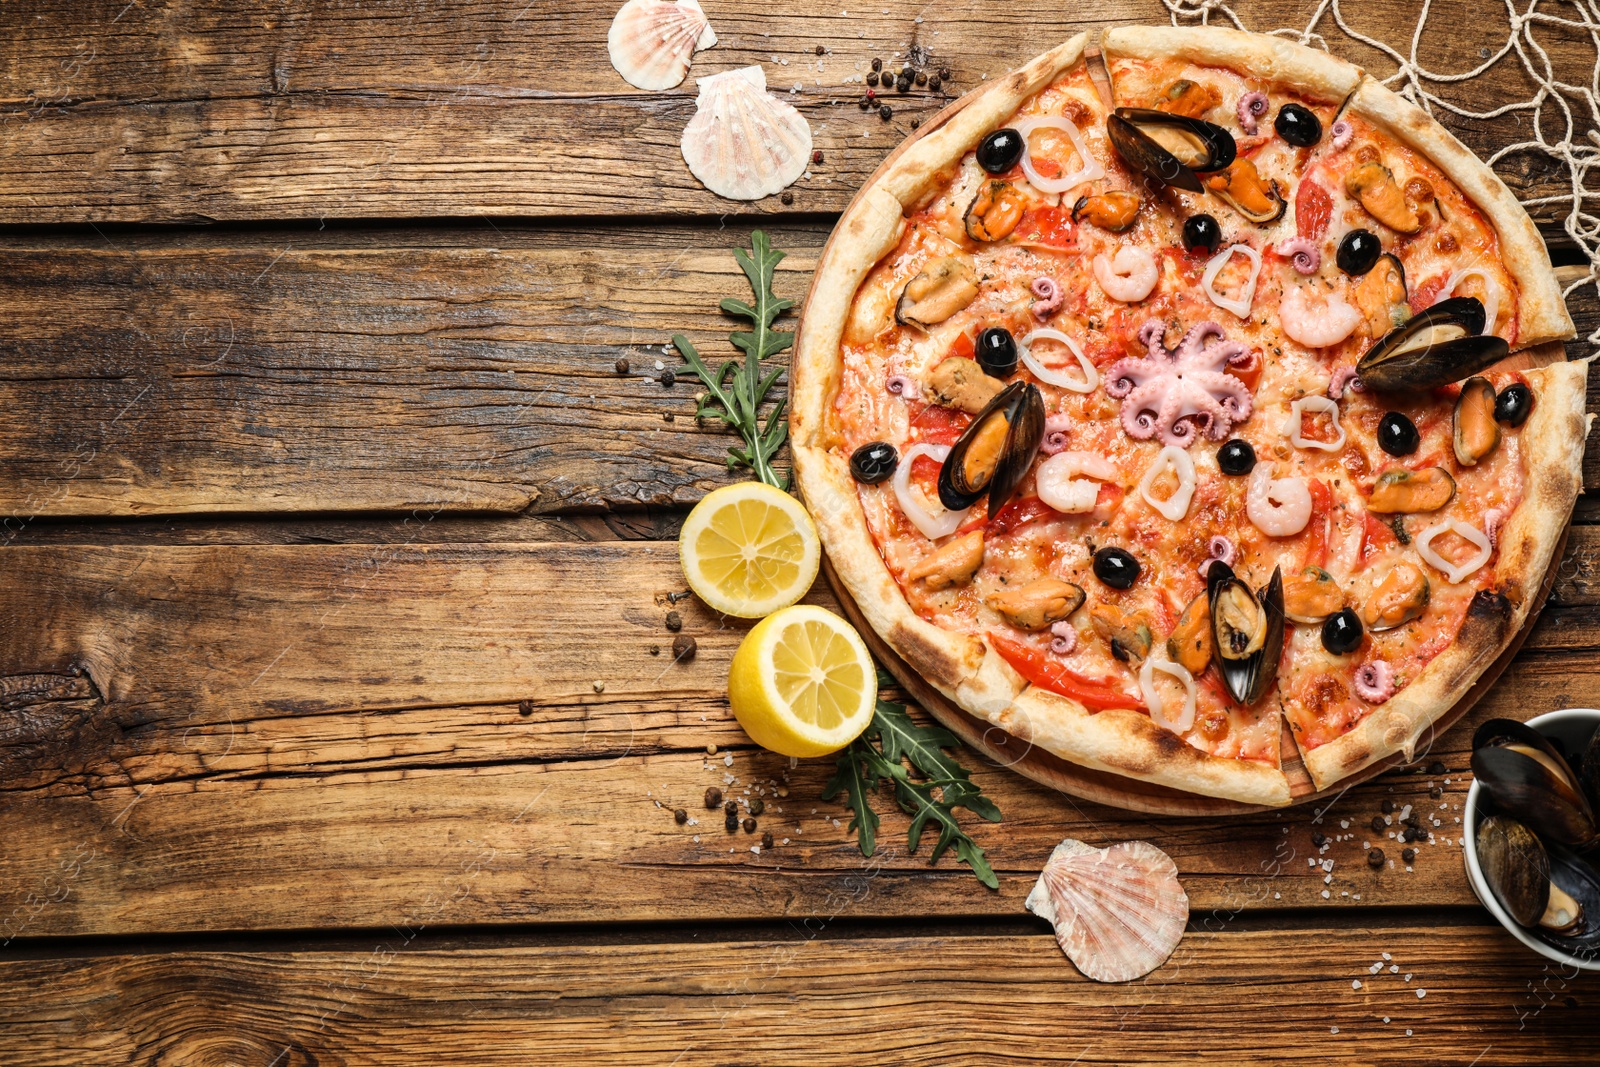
[
  {"left": 895, "top": 255, "right": 980, "bottom": 331},
  {"left": 1090, "top": 603, "right": 1153, "bottom": 663},
  {"left": 1362, "top": 560, "right": 1430, "bottom": 631},
  {"left": 937, "top": 380, "right": 1045, "bottom": 513},
  {"left": 986, "top": 578, "right": 1085, "bottom": 631},
  {"left": 1106, "top": 108, "right": 1237, "bottom": 193},
  {"left": 965, "top": 180, "right": 1026, "bottom": 242},
  {"left": 1454, "top": 376, "right": 1501, "bottom": 467},
  {"left": 1282, "top": 566, "right": 1344, "bottom": 625},
  {"left": 1206, "top": 562, "right": 1284, "bottom": 705},
  {"left": 1204, "top": 158, "right": 1287, "bottom": 225},
  {"left": 1351, "top": 253, "right": 1411, "bottom": 338},
  {"left": 1472, "top": 719, "right": 1599, "bottom": 849},
  {"left": 1167, "top": 591, "right": 1213, "bottom": 674},
  {"left": 1355, "top": 297, "right": 1510, "bottom": 393},
  {"left": 1476, "top": 815, "right": 1588, "bottom": 934}
]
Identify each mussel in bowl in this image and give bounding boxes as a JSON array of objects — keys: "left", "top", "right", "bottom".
[
  {"left": 1356, "top": 297, "right": 1509, "bottom": 393},
  {"left": 1472, "top": 718, "right": 1598, "bottom": 849},
  {"left": 1476, "top": 815, "right": 1598, "bottom": 949},
  {"left": 937, "top": 380, "right": 1046, "bottom": 513},
  {"left": 1106, "top": 108, "right": 1236, "bottom": 193},
  {"left": 1206, "top": 562, "right": 1284, "bottom": 706}
]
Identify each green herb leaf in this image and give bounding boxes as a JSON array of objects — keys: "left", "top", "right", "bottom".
[
  {"left": 821, "top": 740, "right": 879, "bottom": 858},
  {"left": 830, "top": 684, "right": 1002, "bottom": 888},
  {"left": 675, "top": 230, "right": 792, "bottom": 489}
]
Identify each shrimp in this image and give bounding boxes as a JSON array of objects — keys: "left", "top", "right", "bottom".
[
  {"left": 1036, "top": 451, "right": 1118, "bottom": 514},
  {"left": 1092, "top": 246, "right": 1159, "bottom": 303},
  {"left": 1246, "top": 463, "right": 1312, "bottom": 537},
  {"left": 1278, "top": 284, "right": 1362, "bottom": 349}
]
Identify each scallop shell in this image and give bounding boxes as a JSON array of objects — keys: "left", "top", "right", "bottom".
[
  {"left": 608, "top": 0, "right": 716, "bottom": 91},
  {"left": 681, "top": 66, "right": 812, "bottom": 201},
  {"left": 1024, "top": 838, "right": 1189, "bottom": 983}
]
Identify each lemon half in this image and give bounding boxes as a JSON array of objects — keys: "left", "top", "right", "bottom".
[
  {"left": 728, "top": 605, "right": 876, "bottom": 758},
  {"left": 679, "top": 482, "right": 820, "bottom": 618}
]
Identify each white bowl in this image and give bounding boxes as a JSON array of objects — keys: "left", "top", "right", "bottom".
[{"left": 1462, "top": 707, "right": 1600, "bottom": 972}]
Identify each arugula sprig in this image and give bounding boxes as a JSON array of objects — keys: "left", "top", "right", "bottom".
[
  {"left": 673, "top": 230, "right": 793, "bottom": 489},
  {"left": 823, "top": 672, "right": 1002, "bottom": 889}
]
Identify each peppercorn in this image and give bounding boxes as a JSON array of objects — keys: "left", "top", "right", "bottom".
[
  {"left": 1429, "top": 785, "right": 1443, "bottom": 799},
  {"left": 742, "top": 816, "right": 757, "bottom": 833},
  {"left": 938, "top": 66, "right": 951, "bottom": 80},
  {"left": 725, "top": 812, "right": 739, "bottom": 832},
  {"left": 909, "top": 117, "right": 920, "bottom": 129},
  {"left": 661, "top": 412, "right": 673, "bottom": 423},
  {"left": 776, "top": 786, "right": 789, "bottom": 798},
  {"left": 928, "top": 75, "right": 941, "bottom": 91},
  {"left": 724, "top": 800, "right": 738, "bottom": 816},
  {"left": 780, "top": 191, "right": 794, "bottom": 205},
  {"left": 879, "top": 104, "right": 892, "bottom": 120},
  {"left": 858, "top": 96, "right": 870, "bottom": 110},
  {"left": 660, "top": 369, "right": 676, "bottom": 387},
  {"left": 866, "top": 72, "right": 879, "bottom": 87},
  {"left": 749, "top": 798, "right": 765, "bottom": 815},
  {"left": 674, "top": 808, "right": 687, "bottom": 824},
  {"left": 1427, "top": 761, "right": 1447, "bottom": 776},
  {"left": 1402, "top": 847, "right": 1416, "bottom": 864},
  {"left": 518, "top": 700, "right": 533, "bottom": 716},
  {"left": 665, "top": 610, "right": 683, "bottom": 632},
  {"left": 1367, "top": 847, "right": 1385, "bottom": 869},
  {"left": 1371, "top": 815, "right": 1386, "bottom": 834},
  {"left": 672, "top": 634, "right": 697, "bottom": 661},
  {"left": 1311, "top": 832, "right": 1327, "bottom": 848},
  {"left": 1381, "top": 799, "right": 1396, "bottom": 814},
  {"left": 761, "top": 832, "right": 774, "bottom": 849},
  {"left": 915, "top": 71, "right": 927, "bottom": 86},
  {"left": 705, "top": 787, "right": 723, "bottom": 809},
  {"left": 648, "top": 644, "right": 660, "bottom": 656},
  {"left": 900, "top": 65, "right": 913, "bottom": 78},
  {"left": 815, "top": 44, "right": 825, "bottom": 55},
  {"left": 896, "top": 76, "right": 911, "bottom": 93},
  {"left": 614, "top": 357, "right": 630, "bottom": 374},
  {"left": 1403, "top": 813, "right": 1422, "bottom": 829},
  {"left": 812, "top": 149, "right": 823, "bottom": 165},
  {"left": 871, "top": 57, "right": 882, "bottom": 72}
]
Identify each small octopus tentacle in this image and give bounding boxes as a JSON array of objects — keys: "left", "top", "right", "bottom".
[
  {"left": 1105, "top": 319, "right": 1257, "bottom": 446},
  {"left": 1031, "top": 276, "right": 1064, "bottom": 319},
  {"left": 1237, "top": 91, "right": 1269, "bottom": 135}
]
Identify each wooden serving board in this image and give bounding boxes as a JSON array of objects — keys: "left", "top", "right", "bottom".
[{"left": 803, "top": 48, "right": 1579, "bottom": 816}]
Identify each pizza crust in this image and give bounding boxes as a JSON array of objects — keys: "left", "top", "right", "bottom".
[
  {"left": 1347, "top": 78, "right": 1576, "bottom": 350},
  {"left": 1300, "top": 358, "right": 1591, "bottom": 789},
  {"left": 790, "top": 25, "right": 1588, "bottom": 808},
  {"left": 1100, "top": 24, "right": 1365, "bottom": 103}
]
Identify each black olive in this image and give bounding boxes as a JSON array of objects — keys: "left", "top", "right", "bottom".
[
  {"left": 1336, "top": 229, "right": 1382, "bottom": 275},
  {"left": 1377, "top": 412, "right": 1419, "bottom": 456},
  {"left": 1092, "top": 547, "right": 1140, "bottom": 589},
  {"left": 849, "top": 441, "right": 899, "bottom": 484},
  {"left": 976, "top": 327, "right": 1018, "bottom": 377},
  {"left": 1217, "top": 438, "right": 1256, "bottom": 476},
  {"left": 1183, "top": 213, "right": 1222, "bottom": 254},
  {"left": 1274, "top": 103, "right": 1322, "bottom": 147},
  {"left": 1494, "top": 382, "right": 1533, "bottom": 426},
  {"left": 977, "top": 128, "right": 1023, "bottom": 173},
  {"left": 1322, "top": 608, "right": 1363, "bottom": 655}
]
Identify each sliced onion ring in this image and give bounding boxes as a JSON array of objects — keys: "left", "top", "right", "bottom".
[
  {"left": 1285, "top": 395, "right": 1346, "bottom": 453},
  {"left": 1440, "top": 268, "right": 1502, "bottom": 339},
  {"left": 1012, "top": 115, "right": 1105, "bottom": 195},
  {"left": 1137, "top": 445, "right": 1197, "bottom": 521},
  {"left": 1201, "top": 243, "right": 1262, "bottom": 319},
  {"left": 1140, "top": 656, "right": 1197, "bottom": 735},
  {"left": 1415, "top": 519, "right": 1492, "bottom": 584},
  {"left": 1019, "top": 328, "right": 1099, "bottom": 393},
  {"left": 892, "top": 443, "right": 970, "bottom": 540}
]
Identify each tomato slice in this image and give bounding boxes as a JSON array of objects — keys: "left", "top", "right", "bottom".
[
  {"left": 910, "top": 403, "right": 969, "bottom": 446},
  {"left": 988, "top": 632, "right": 1147, "bottom": 711},
  {"left": 1360, "top": 511, "right": 1398, "bottom": 561},
  {"left": 989, "top": 495, "right": 1055, "bottom": 536},
  {"left": 1296, "top": 180, "right": 1333, "bottom": 242},
  {"left": 1011, "top": 205, "right": 1078, "bottom": 250},
  {"left": 946, "top": 332, "right": 975, "bottom": 362},
  {"left": 1303, "top": 479, "right": 1331, "bottom": 570}
]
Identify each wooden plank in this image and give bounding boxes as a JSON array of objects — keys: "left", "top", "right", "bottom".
[
  {"left": 0, "top": 1, "right": 1588, "bottom": 223},
  {"left": 1, "top": 230, "right": 1595, "bottom": 520},
  {"left": 5, "top": 536, "right": 1600, "bottom": 937},
  {"left": 1, "top": 927, "right": 1594, "bottom": 1065}
]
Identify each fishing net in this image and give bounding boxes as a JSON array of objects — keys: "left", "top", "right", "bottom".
[{"left": 1163, "top": 0, "right": 1600, "bottom": 350}]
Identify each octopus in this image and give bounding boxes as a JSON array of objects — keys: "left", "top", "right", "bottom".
[{"left": 1103, "top": 320, "right": 1255, "bottom": 447}]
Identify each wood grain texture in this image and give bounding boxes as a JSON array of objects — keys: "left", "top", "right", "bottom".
[
  {"left": 0, "top": 1, "right": 1587, "bottom": 223},
  {"left": 0, "top": 229, "right": 1594, "bottom": 520},
  {"left": 5, "top": 535, "right": 1600, "bottom": 936},
  {"left": 1, "top": 927, "right": 1594, "bottom": 1066}
]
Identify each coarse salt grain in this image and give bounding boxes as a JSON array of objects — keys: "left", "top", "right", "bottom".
[
  {"left": 1330, "top": 1026, "right": 1339, "bottom": 1034},
  {"left": 723, "top": 753, "right": 734, "bottom": 767},
  {"left": 1382, "top": 952, "right": 1392, "bottom": 960},
  {"left": 1340, "top": 819, "right": 1349, "bottom": 829},
  {"left": 1353, "top": 980, "right": 1362, "bottom": 989},
  {"left": 1406, "top": 1029, "right": 1413, "bottom": 1037},
  {"left": 1416, "top": 989, "right": 1426, "bottom": 999},
  {"left": 1322, "top": 889, "right": 1331, "bottom": 899},
  {"left": 1390, "top": 964, "right": 1399, "bottom": 973}
]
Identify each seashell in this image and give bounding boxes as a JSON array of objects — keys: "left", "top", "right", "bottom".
[
  {"left": 1024, "top": 838, "right": 1189, "bottom": 983},
  {"left": 607, "top": 0, "right": 716, "bottom": 91},
  {"left": 681, "top": 66, "right": 812, "bottom": 201}
]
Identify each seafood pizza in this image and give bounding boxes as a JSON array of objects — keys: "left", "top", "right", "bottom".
[{"left": 790, "top": 26, "right": 1591, "bottom": 805}]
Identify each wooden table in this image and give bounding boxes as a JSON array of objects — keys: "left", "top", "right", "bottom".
[{"left": 1, "top": 2, "right": 1597, "bottom": 1063}]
